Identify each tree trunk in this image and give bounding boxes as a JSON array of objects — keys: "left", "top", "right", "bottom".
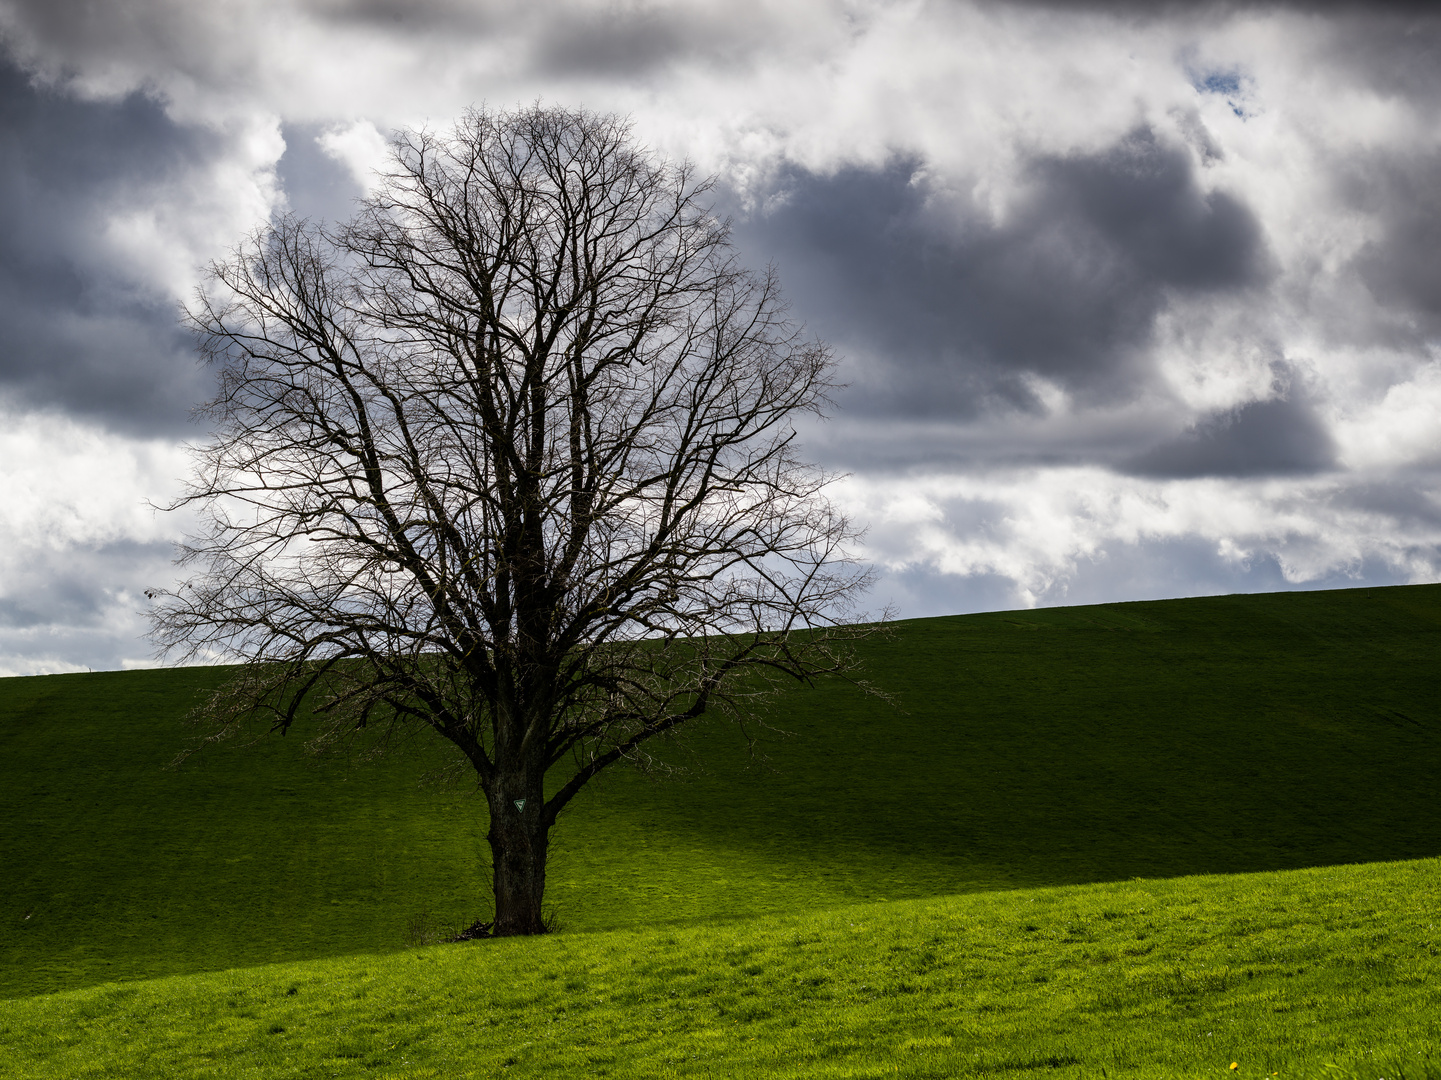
[{"left": 486, "top": 788, "right": 550, "bottom": 936}]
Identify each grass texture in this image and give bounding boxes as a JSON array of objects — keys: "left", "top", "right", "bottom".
[
  {"left": 3, "top": 584, "right": 1440, "bottom": 1001},
  {"left": 1, "top": 858, "right": 1437, "bottom": 1078}
]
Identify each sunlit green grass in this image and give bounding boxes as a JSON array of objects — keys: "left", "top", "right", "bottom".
[
  {"left": 3, "top": 584, "right": 1440, "bottom": 1000},
  {"left": 2, "top": 858, "right": 1438, "bottom": 1078}
]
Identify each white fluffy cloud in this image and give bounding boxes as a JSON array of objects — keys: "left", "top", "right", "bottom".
[
  {"left": 1, "top": 0, "right": 1439, "bottom": 669},
  {"left": 839, "top": 465, "right": 1441, "bottom": 611},
  {"left": 0, "top": 404, "right": 193, "bottom": 675}
]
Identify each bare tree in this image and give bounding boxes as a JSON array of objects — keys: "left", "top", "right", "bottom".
[{"left": 151, "top": 105, "right": 876, "bottom": 936}]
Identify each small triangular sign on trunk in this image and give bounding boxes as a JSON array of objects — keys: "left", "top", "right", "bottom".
[{"left": 513, "top": 799, "right": 526, "bottom": 813}]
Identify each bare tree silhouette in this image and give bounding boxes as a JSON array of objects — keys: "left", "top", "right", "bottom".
[{"left": 151, "top": 105, "right": 878, "bottom": 936}]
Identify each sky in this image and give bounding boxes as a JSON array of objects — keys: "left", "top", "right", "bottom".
[{"left": 1, "top": 0, "right": 1439, "bottom": 675}]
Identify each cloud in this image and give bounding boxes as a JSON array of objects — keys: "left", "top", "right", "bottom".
[
  {"left": 0, "top": 57, "right": 283, "bottom": 435},
  {"left": 736, "top": 124, "right": 1271, "bottom": 425},
  {"left": 313, "top": 119, "right": 389, "bottom": 194},
  {"left": 841, "top": 465, "right": 1441, "bottom": 617},
  {"left": 1, "top": 0, "right": 1440, "bottom": 671},
  {"left": 1122, "top": 362, "right": 1338, "bottom": 477},
  {"left": 275, "top": 121, "right": 367, "bottom": 223},
  {"left": 1034, "top": 128, "right": 1267, "bottom": 293},
  {"left": 0, "top": 59, "right": 205, "bottom": 431},
  {"left": 1123, "top": 395, "right": 1338, "bottom": 478},
  {"left": 0, "top": 404, "right": 191, "bottom": 675},
  {"left": 530, "top": 4, "right": 756, "bottom": 77},
  {"left": 1351, "top": 153, "right": 1441, "bottom": 337},
  {"left": 993, "top": 0, "right": 1441, "bottom": 14}
]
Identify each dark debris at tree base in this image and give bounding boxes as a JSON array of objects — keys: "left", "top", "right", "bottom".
[{"left": 449, "top": 919, "right": 494, "bottom": 941}]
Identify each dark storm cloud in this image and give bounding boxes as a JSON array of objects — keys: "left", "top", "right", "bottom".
[
  {"left": 534, "top": 8, "right": 695, "bottom": 75},
  {"left": 311, "top": 0, "right": 502, "bottom": 30},
  {"left": 1312, "top": 16, "right": 1441, "bottom": 344},
  {"left": 736, "top": 126, "right": 1271, "bottom": 422},
  {"left": 1122, "top": 395, "right": 1337, "bottom": 478},
  {"left": 0, "top": 59, "right": 214, "bottom": 434},
  {"left": 1317, "top": 10, "right": 1441, "bottom": 103},
  {"left": 1351, "top": 155, "right": 1441, "bottom": 337},
  {"left": 530, "top": 5, "right": 766, "bottom": 77}
]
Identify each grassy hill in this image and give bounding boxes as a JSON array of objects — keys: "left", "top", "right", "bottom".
[
  {"left": 1, "top": 583, "right": 1439, "bottom": 1076},
  {"left": 3, "top": 584, "right": 1441, "bottom": 1002}
]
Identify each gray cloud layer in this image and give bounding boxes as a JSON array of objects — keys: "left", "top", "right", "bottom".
[
  {"left": 1123, "top": 394, "right": 1337, "bottom": 478},
  {"left": 0, "top": 59, "right": 211, "bottom": 434},
  {"left": 737, "top": 125, "right": 1271, "bottom": 426}
]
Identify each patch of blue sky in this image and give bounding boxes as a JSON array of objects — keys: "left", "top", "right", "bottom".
[
  {"left": 1192, "top": 69, "right": 1250, "bottom": 119},
  {"left": 1197, "top": 71, "right": 1242, "bottom": 97}
]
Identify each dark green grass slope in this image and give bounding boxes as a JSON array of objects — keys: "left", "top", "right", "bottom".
[
  {"left": 564, "top": 582, "right": 1441, "bottom": 913},
  {"left": 3, "top": 583, "right": 1440, "bottom": 999},
  {"left": 0, "top": 666, "right": 486, "bottom": 997}
]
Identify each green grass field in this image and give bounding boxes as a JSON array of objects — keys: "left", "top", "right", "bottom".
[
  {"left": 3, "top": 859, "right": 1438, "bottom": 1079},
  {"left": 2, "top": 583, "right": 1440, "bottom": 1076}
]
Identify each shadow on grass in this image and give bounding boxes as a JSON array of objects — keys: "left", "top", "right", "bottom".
[{"left": 551, "top": 583, "right": 1441, "bottom": 917}]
